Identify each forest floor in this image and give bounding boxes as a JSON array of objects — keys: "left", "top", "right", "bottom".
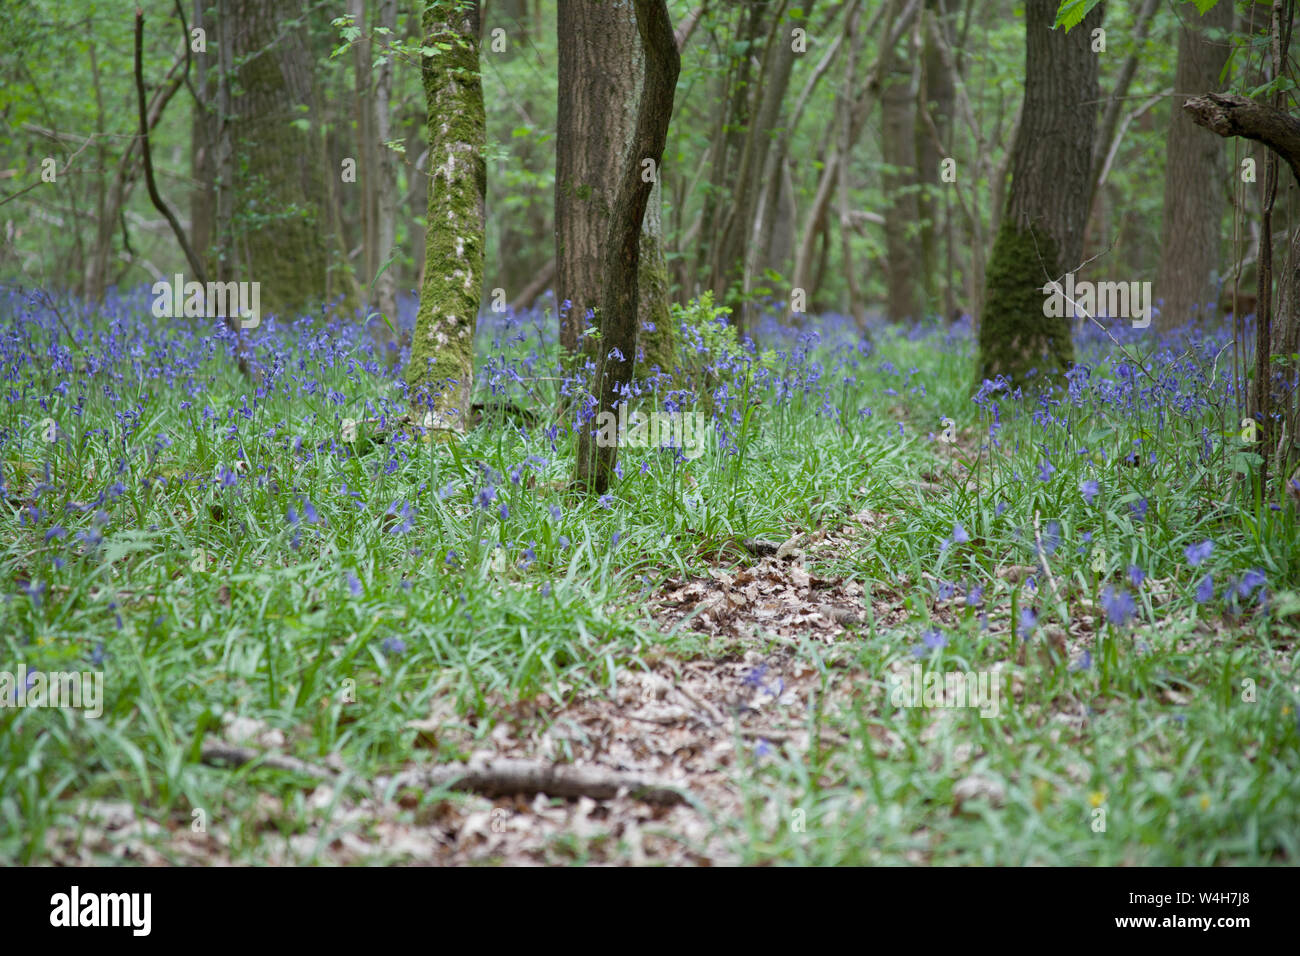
[{"left": 3, "top": 288, "right": 1297, "bottom": 865}]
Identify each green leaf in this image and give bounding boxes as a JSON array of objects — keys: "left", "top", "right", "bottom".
[
  {"left": 370, "top": 250, "right": 401, "bottom": 293},
  {"left": 1053, "top": 0, "right": 1101, "bottom": 31}
]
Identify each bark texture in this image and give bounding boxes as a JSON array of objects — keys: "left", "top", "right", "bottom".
[
  {"left": 976, "top": 0, "right": 1102, "bottom": 387},
  {"left": 574, "top": 0, "right": 681, "bottom": 495},
  {"left": 222, "top": 0, "right": 328, "bottom": 316},
  {"left": 406, "top": 0, "right": 486, "bottom": 432},
  {"left": 1154, "top": 0, "right": 1233, "bottom": 330}
]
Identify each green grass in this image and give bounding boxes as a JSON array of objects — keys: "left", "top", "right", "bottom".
[{"left": 2, "top": 291, "right": 1297, "bottom": 864}]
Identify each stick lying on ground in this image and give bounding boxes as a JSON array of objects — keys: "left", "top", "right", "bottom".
[{"left": 200, "top": 741, "right": 689, "bottom": 807}]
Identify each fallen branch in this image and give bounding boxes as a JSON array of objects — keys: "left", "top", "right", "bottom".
[
  {"left": 200, "top": 740, "right": 689, "bottom": 807},
  {"left": 200, "top": 741, "right": 338, "bottom": 781},
  {"left": 385, "top": 756, "right": 688, "bottom": 806}
]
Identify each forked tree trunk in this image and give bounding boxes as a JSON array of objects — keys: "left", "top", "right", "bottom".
[{"left": 574, "top": 0, "right": 680, "bottom": 495}]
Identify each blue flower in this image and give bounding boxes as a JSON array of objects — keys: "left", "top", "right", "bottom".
[
  {"left": 1184, "top": 540, "right": 1214, "bottom": 567},
  {"left": 1127, "top": 565, "right": 1145, "bottom": 588},
  {"left": 952, "top": 522, "right": 970, "bottom": 544},
  {"left": 1017, "top": 607, "right": 1037, "bottom": 638},
  {"left": 1195, "top": 574, "right": 1214, "bottom": 604},
  {"left": 1101, "top": 587, "right": 1136, "bottom": 628},
  {"left": 1040, "top": 520, "right": 1061, "bottom": 556},
  {"left": 381, "top": 637, "right": 406, "bottom": 655},
  {"left": 1069, "top": 650, "right": 1092, "bottom": 672},
  {"left": 387, "top": 500, "right": 415, "bottom": 534},
  {"left": 1080, "top": 479, "right": 1099, "bottom": 505},
  {"left": 965, "top": 583, "right": 983, "bottom": 607},
  {"left": 921, "top": 627, "right": 947, "bottom": 651},
  {"left": 346, "top": 571, "right": 362, "bottom": 597},
  {"left": 1237, "top": 568, "right": 1266, "bottom": 599}
]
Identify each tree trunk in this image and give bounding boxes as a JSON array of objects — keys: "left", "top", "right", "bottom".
[
  {"left": 1154, "top": 0, "right": 1233, "bottom": 330},
  {"left": 882, "top": 60, "right": 921, "bottom": 323},
  {"left": 555, "top": 0, "right": 641, "bottom": 353},
  {"left": 976, "top": 0, "right": 1102, "bottom": 387},
  {"left": 491, "top": 0, "right": 550, "bottom": 307},
  {"left": 555, "top": 0, "right": 676, "bottom": 371},
  {"left": 713, "top": 1, "right": 811, "bottom": 335},
  {"left": 191, "top": 0, "right": 216, "bottom": 265},
  {"left": 574, "top": 0, "right": 680, "bottom": 495},
  {"left": 373, "top": 0, "right": 399, "bottom": 343},
  {"left": 220, "top": 0, "right": 329, "bottom": 317},
  {"left": 406, "top": 0, "right": 486, "bottom": 432},
  {"left": 1184, "top": 91, "right": 1300, "bottom": 473},
  {"left": 915, "top": 0, "right": 954, "bottom": 319},
  {"left": 638, "top": 175, "right": 675, "bottom": 374}
]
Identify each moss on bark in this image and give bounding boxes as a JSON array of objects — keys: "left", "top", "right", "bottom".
[
  {"left": 637, "top": 179, "right": 675, "bottom": 377},
  {"left": 405, "top": 0, "right": 486, "bottom": 433},
  {"left": 976, "top": 221, "right": 1074, "bottom": 389}
]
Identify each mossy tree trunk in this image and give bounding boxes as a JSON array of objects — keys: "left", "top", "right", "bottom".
[
  {"left": 976, "top": 0, "right": 1101, "bottom": 388},
  {"left": 405, "top": 0, "right": 486, "bottom": 432},
  {"left": 574, "top": 0, "right": 681, "bottom": 495},
  {"left": 638, "top": 176, "right": 676, "bottom": 375},
  {"left": 221, "top": 0, "right": 329, "bottom": 317}
]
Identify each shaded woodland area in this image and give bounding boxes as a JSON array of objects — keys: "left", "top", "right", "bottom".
[{"left": 1, "top": 0, "right": 1300, "bottom": 876}]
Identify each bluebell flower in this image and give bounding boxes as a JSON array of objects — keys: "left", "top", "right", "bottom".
[
  {"left": 1184, "top": 540, "right": 1214, "bottom": 567},
  {"left": 1195, "top": 574, "right": 1214, "bottom": 603},
  {"left": 1018, "top": 607, "right": 1036, "bottom": 638},
  {"left": 1080, "top": 479, "right": 1099, "bottom": 505},
  {"left": 921, "top": 627, "right": 947, "bottom": 651},
  {"left": 1101, "top": 587, "right": 1136, "bottom": 628}
]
